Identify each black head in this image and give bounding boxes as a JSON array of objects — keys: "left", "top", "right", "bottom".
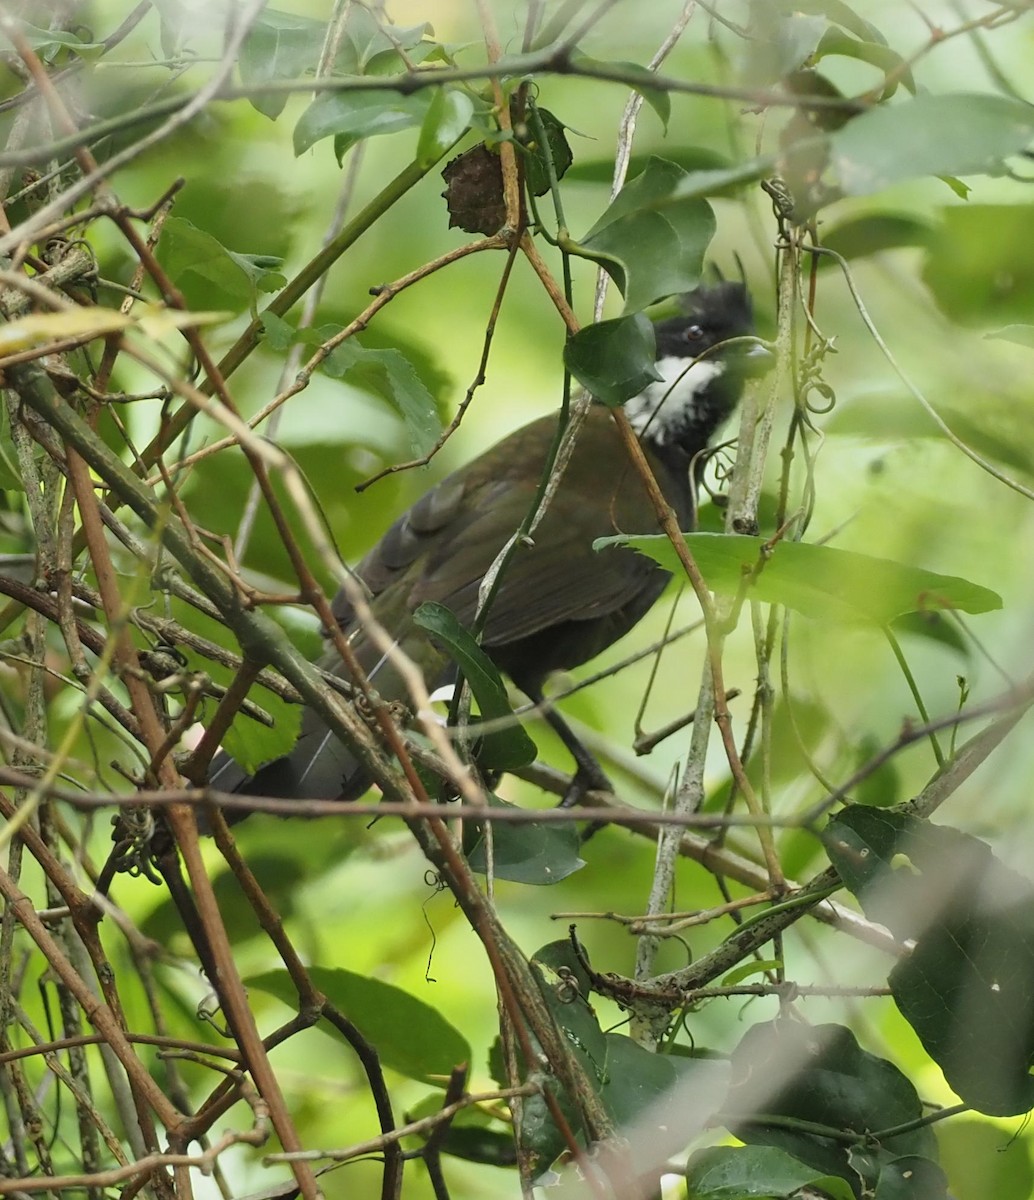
[
  {"left": 625, "top": 281, "right": 769, "bottom": 460},
  {"left": 653, "top": 280, "right": 758, "bottom": 359}
]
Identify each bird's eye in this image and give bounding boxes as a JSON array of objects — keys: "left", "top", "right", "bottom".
[{"left": 684, "top": 324, "right": 704, "bottom": 341}]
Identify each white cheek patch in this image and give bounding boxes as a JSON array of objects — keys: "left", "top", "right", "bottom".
[{"left": 624, "top": 356, "right": 726, "bottom": 444}]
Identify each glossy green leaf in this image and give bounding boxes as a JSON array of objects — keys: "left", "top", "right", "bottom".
[
  {"left": 465, "top": 796, "right": 583, "bottom": 885},
  {"left": 322, "top": 340, "right": 442, "bottom": 455},
  {"left": 293, "top": 88, "right": 431, "bottom": 157},
  {"left": 829, "top": 94, "right": 1034, "bottom": 196},
  {"left": 594, "top": 532, "right": 1002, "bottom": 625},
  {"left": 248, "top": 967, "right": 471, "bottom": 1084},
  {"left": 573, "top": 157, "right": 717, "bottom": 313},
  {"left": 411, "top": 602, "right": 537, "bottom": 771},
  {"left": 686, "top": 1145, "right": 854, "bottom": 1200},
  {"left": 416, "top": 88, "right": 473, "bottom": 168},
  {"left": 564, "top": 313, "right": 660, "bottom": 406},
  {"left": 826, "top": 807, "right": 1034, "bottom": 1116}
]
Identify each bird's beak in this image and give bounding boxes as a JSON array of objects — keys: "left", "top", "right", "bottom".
[{"left": 741, "top": 341, "right": 775, "bottom": 377}]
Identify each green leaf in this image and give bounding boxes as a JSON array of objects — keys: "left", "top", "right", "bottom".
[
  {"left": 563, "top": 314, "right": 660, "bottom": 406},
  {"left": 923, "top": 206, "right": 1034, "bottom": 326},
  {"left": 818, "top": 213, "right": 934, "bottom": 264},
  {"left": 321, "top": 340, "right": 442, "bottom": 455},
  {"left": 826, "top": 807, "right": 1034, "bottom": 1116},
  {"left": 779, "top": 0, "right": 887, "bottom": 42},
  {"left": 239, "top": 9, "right": 327, "bottom": 119},
  {"left": 521, "top": 107, "right": 574, "bottom": 196},
  {"left": 593, "top": 532, "right": 1002, "bottom": 625},
  {"left": 411, "top": 602, "right": 537, "bottom": 771},
  {"left": 570, "top": 55, "right": 671, "bottom": 129},
  {"left": 565, "top": 147, "right": 735, "bottom": 186},
  {"left": 573, "top": 158, "right": 717, "bottom": 313},
  {"left": 415, "top": 88, "right": 473, "bottom": 168},
  {"left": 259, "top": 311, "right": 297, "bottom": 353},
  {"left": 726, "top": 1018, "right": 938, "bottom": 1192},
  {"left": 158, "top": 217, "right": 272, "bottom": 308},
  {"left": 221, "top": 691, "right": 301, "bottom": 776},
  {"left": 248, "top": 967, "right": 471, "bottom": 1084},
  {"left": 465, "top": 795, "right": 583, "bottom": 885},
  {"left": 523, "top": 940, "right": 695, "bottom": 1174},
  {"left": 745, "top": 13, "right": 829, "bottom": 84},
  {"left": 987, "top": 324, "right": 1034, "bottom": 349},
  {"left": 293, "top": 88, "right": 431, "bottom": 157},
  {"left": 404, "top": 1091, "right": 516, "bottom": 1166},
  {"left": 815, "top": 29, "right": 916, "bottom": 96},
  {"left": 829, "top": 94, "right": 1034, "bottom": 196},
  {"left": 686, "top": 1144, "right": 855, "bottom": 1200},
  {"left": 16, "top": 22, "right": 105, "bottom": 61}
]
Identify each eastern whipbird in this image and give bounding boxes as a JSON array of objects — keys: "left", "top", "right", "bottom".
[{"left": 209, "top": 281, "right": 769, "bottom": 810}]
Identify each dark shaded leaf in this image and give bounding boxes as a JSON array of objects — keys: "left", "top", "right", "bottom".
[
  {"left": 412, "top": 602, "right": 537, "bottom": 771},
  {"left": 564, "top": 314, "right": 660, "bottom": 406},
  {"left": 726, "top": 1018, "right": 939, "bottom": 1193},
  {"left": 405, "top": 1091, "right": 516, "bottom": 1166},
  {"left": 465, "top": 796, "right": 583, "bottom": 885},
  {"left": 686, "top": 1144, "right": 854, "bottom": 1199},
  {"left": 521, "top": 107, "right": 574, "bottom": 196},
  {"left": 826, "top": 807, "right": 1034, "bottom": 1115},
  {"left": 596, "top": 532, "right": 1002, "bottom": 624},
  {"left": 248, "top": 967, "right": 471, "bottom": 1084}
]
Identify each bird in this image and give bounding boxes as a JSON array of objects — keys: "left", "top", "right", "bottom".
[{"left": 208, "top": 280, "right": 768, "bottom": 809}]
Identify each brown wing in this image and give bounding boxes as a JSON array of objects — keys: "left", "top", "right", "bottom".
[{"left": 332, "top": 408, "right": 680, "bottom": 651}]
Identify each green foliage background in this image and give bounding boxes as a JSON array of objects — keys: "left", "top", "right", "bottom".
[{"left": 3, "top": 2, "right": 1034, "bottom": 1199}]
